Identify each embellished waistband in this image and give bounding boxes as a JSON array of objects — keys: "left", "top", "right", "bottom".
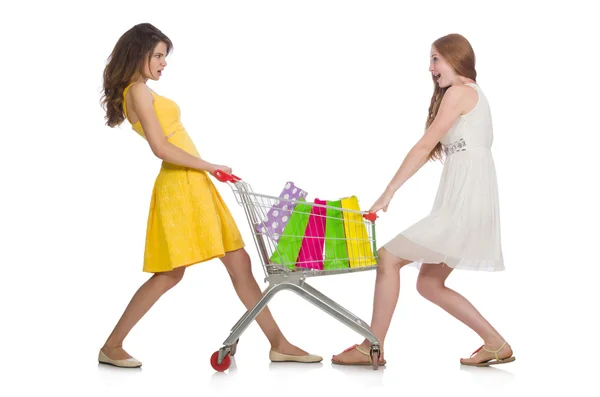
[
  {"left": 442, "top": 138, "right": 491, "bottom": 156},
  {"left": 442, "top": 138, "right": 467, "bottom": 156}
]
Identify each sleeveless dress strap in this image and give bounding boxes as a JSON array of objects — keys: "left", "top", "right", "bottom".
[{"left": 122, "top": 82, "right": 138, "bottom": 122}]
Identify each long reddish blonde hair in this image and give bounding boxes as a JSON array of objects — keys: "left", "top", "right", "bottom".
[{"left": 426, "top": 34, "right": 477, "bottom": 162}]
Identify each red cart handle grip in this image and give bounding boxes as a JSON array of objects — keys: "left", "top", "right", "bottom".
[
  {"left": 214, "top": 170, "right": 241, "bottom": 183},
  {"left": 363, "top": 212, "right": 378, "bottom": 222}
]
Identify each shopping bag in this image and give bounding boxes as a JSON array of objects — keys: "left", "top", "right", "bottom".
[
  {"left": 256, "top": 181, "right": 307, "bottom": 241},
  {"left": 269, "top": 197, "right": 312, "bottom": 270},
  {"left": 296, "top": 199, "right": 327, "bottom": 270},
  {"left": 323, "top": 199, "right": 349, "bottom": 270},
  {"left": 341, "top": 196, "right": 377, "bottom": 268}
]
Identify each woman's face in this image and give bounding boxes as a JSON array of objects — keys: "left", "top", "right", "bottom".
[
  {"left": 142, "top": 41, "right": 168, "bottom": 81},
  {"left": 429, "top": 46, "right": 455, "bottom": 88}
]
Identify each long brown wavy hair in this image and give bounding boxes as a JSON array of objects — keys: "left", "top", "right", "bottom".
[
  {"left": 426, "top": 33, "right": 477, "bottom": 162},
  {"left": 101, "top": 23, "right": 173, "bottom": 128}
]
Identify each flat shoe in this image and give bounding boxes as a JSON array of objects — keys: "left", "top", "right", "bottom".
[
  {"left": 98, "top": 349, "right": 142, "bottom": 368},
  {"left": 269, "top": 350, "right": 323, "bottom": 363}
]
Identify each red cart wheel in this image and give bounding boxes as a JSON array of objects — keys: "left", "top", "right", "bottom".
[{"left": 210, "top": 351, "right": 231, "bottom": 372}]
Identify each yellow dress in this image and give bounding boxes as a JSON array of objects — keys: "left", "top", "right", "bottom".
[{"left": 123, "top": 83, "right": 245, "bottom": 273}]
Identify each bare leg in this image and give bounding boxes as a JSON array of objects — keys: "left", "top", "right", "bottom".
[
  {"left": 220, "top": 248, "right": 311, "bottom": 356},
  {"left": 101, "top": 267, "right": 186, "bottom": 359},
  {"left": 416, "top": 263, "right": 513, "bottom": 363},
  {"left": 332, "top": 247, "right": 411, "bottom": 364}
]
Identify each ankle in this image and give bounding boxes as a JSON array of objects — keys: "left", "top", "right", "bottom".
[
  {"left": 484, "top": 338, "right": 507, "bottom": 350},
  {"left": 359, "top": 340, "right": 371, "bottom": 349},
  {"left": 269, "top": 337, "right": 288, "bottom": 351},
  {"left": 103, "top": 342, "right": 123, "bottom": 350}
]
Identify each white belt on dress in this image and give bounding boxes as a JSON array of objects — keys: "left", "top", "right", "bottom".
[
  {"left": 442, "top": 138, "right": 491, "bottom": 156},
  {"left": 442, "top": 138, "right": 467, "bottom": 156}
]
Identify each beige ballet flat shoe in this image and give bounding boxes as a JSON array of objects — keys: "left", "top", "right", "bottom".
[
  {"left": 269, "top": 349, "right": 323, "bottom": 363},
  {"left": 98, "top": 349, "right": 142, "bottom": 368}
]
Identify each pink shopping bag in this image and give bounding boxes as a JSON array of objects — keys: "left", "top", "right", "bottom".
[{"left": 296, "top": 199, "right": 327, "bottom": 270}]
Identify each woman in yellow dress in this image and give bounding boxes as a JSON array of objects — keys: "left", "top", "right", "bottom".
[{"left": 98, "top": 23, "right": 321, "bottom": 368}]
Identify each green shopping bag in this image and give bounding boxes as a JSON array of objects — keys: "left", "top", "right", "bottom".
[
  {"left": 269, "top": 198, "right": 312, "bottom": 270},
  {"left": 323, "top": 200, "right": 349, "bottom": 270}
]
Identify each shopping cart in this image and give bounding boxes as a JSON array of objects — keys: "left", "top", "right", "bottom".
[{"left": 210, "top": 171, "right": 382, "bottom": 371}]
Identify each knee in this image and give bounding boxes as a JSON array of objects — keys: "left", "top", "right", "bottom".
[
  {"left": 225, "top": 250, "right": 252, "bottom": 280},
  {"left": 376, "top": 261, "right": 398, "bottom": 277},
  {"left": 416, "top": 276, "right": 443, "bottom": 301},
  {"left": 376, "top": 248, "right": 409, "bottom": 274},
  {"left": 155, "top": 267, "right": 185, "bottom": 292}
]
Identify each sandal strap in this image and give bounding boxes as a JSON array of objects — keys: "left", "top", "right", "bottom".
[
  {"left": 334, "top": 344, "right": 385, "bottom": 365},
  {"left": 342, "top": 344, "right": 359, "bottom": 354},
  {"left": 482, "top": 342, "right": 507, "bottom": 360},
  {"left": 356, "top": 345, "right": 385, "bottom": 364},
  {"left": 470, "top": 345, "right": 484, "bottom": 358},
  {"left": 355, "top": 345, "right": 371, "bottom": 357}
]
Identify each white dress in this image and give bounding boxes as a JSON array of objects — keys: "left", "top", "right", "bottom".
[{"left": 383, "top": 83, "right": 504, "bottom": 271}]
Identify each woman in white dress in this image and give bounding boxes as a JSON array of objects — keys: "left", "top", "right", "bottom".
[{"left": 332, "top": 34, "right": 515, "bottom": 367}]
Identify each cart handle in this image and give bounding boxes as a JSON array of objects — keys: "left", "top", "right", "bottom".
[
  {"left": 214, "top": 170, "right": 241, "bottom": 183},
  {"left": 363, "top": 212, "right": 378, "bottom": 222},
  {"left": 215, "top": 169, "right": 377, "bottom": 222}
]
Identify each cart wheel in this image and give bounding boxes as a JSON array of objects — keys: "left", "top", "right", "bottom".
[
  {"left": 230, "top": 338, "right": 239, "bottom": 357},
  {"left": 370, "top": 347, "right": 380, "bottom": 370},
  {"left": 210, "top": 351, "right": 231, "bottom": 372}
]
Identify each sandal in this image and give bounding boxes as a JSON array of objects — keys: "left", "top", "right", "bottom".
[
  {"left": 460, "top": 342, "right": 515, "bottom": 367},
  {"left": 331, "top": 344, "right": 386, "bottom": 367}
]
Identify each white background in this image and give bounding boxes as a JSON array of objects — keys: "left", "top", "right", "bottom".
[{"left": 1, "top": 0, "right": 598, "bottom": 396}]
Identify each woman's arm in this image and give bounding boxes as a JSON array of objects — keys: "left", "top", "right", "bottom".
[
  {"left": 370, "top": 85, "right": 469, "bottom": 212},
  {"left": 385, "top": 85, "right": 469, "bottom": 193},
  {"left": 129, "top": 83, "right": 229, "bottom": 175}
]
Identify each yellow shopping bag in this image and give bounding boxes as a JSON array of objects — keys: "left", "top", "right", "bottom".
[{"left": 341, "top": 196, "right": 377, "bottom": 268}]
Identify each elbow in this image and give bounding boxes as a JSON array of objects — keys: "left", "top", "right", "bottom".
[
  {"left": 151, "top": 142, "right": 166, "bottom": 160},
  {"left": 413, "top": 141, "right": 436, "bottom": 156}
]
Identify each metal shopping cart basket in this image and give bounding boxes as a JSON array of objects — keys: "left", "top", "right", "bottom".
[{"left": 210, "top": 171, "right": 382, "bottom": 371}]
